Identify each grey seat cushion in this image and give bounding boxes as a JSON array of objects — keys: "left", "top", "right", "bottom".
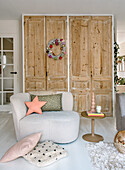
[
  {"left": 118, "top": 94, "right": 125, "bottom": 117},
  {"left": 116, "top": 93, "right": 125, "bottom": 131},
  {"left": 19, "top": 111, "right": 80, "bottom": 143}
]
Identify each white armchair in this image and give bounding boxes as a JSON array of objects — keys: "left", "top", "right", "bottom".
[{"left": 10, "top": 92, "right": 80, "bottom": 143}]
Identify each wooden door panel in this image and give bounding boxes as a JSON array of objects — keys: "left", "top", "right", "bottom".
[
  {"left": 45, "top": 16, "right": 67, "bottom": 91},
  {"left": 26, "top": 78, "right": 46, "bottom": 91},
  {"left": 72, "top": 79, "right": 90, "bottom": 91},
  {"left": 90, "top": 16, "right": 112, "bottom": 78},
  {"left": 47, "top": 79, "right": 67, "bottom": 91},
  {"left": 92, "top": 80, "right": 112, "bottom": 91},
  {"left": 24, "top": 16, "right": 46, "bottom": 92},
  {"left": 91, "top": 16, "right": 112, "bottom": 115},
  {"left": 69, "top": 16, "right": 91, "bottom": 112},
  {"left": 69, "top": 16, "right": 91, "bottom": 77},
  {"left": 73, "top": 93, "right": 90, "bottom": 112},
  {"left": 95, "top": 92, "right": 112, "bottom": 116},
  {"left": 69, "top": 16, "right": 113, "bottom": 115}
]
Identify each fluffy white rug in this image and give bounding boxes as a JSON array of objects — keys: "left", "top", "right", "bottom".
[
  {"left": 87, "top": 142, "right": 125, "bottom": 170},
  {"left": 23, "top": 141, "right": 67, "bottom": 167}
]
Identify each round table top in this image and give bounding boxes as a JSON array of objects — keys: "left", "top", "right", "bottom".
[{"left": 81, "top": 111, "right": 106, "bottom": 119}]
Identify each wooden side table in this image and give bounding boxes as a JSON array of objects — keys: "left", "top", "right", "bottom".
[{"left": 81, "top": 111, "right": 106, "bottom": 142}]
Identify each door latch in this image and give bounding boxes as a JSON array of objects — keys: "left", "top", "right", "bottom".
[{"left": 10, "top": 72, "right": 17, "bottom": 74}]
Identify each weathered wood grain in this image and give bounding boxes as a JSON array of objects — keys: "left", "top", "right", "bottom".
[
  {"left": 45, "top": 16, "right": 67, "bottom": 91},
  {"left": 69, "top": 16, "right": 112, "bottom": 116},
  {"left": 24, "top": 16, "right": 46, "bottom": 91}
]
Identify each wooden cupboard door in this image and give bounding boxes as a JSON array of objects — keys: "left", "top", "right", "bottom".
[
  {"left": 90, "top": 16, "right": 113, "bottom": 116},
  {"left": 95, "top": 92, "right": 112, "bottom": 115},
  {"left": 45, "top": 16, "right": 68, "bottom": 91},
  {"left": 69, "top": 16, "right": 91, "bottom": 112},
  {"left": 24, "top": 16, "right": 46, "bottom": 92}
]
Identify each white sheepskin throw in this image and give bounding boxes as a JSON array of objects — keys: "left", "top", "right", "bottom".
[
  {"left": 23, "top": 140, "right": 67, "bottom": 167},
  {"left": 87, "top": 142, "right": 125, "bottom": 170}
]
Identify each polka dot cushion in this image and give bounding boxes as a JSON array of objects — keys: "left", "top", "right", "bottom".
[{"left": 23, "top": 141, "right": 67, "bottom": 167}]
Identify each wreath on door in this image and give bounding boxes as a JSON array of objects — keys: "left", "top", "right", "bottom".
[{"left": 46, "top": 38, "right": 66, "bottom": 60}]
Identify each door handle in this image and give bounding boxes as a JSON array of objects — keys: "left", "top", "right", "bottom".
[
  {"left": 91, "top": 71, "right": 92, "bottom": 77},
  {"left": 10, "top": 72, "right": 17, "bottom": 74}
]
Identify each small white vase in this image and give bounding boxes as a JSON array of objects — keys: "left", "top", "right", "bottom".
[{"left": 96, "top": 106, "right": 101, "bottom": 113}]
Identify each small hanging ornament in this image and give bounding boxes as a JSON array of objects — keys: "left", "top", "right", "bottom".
[
  {"left": 60, "top": 47, "right": 63, "bottom": 50},
  {"left": 59, "top": 56, "right": 62, "bottom": 60},
  {"left": 49, "top": 55, "right": 52, "bottom": 58},
  {"left": 46, "top": 38, "right": 66, "bottom": 60},
  {"left": 46, "top": 50, "right": 49, "bottom": 53},
  {"left": 49, "top": 44, "right": 53, "bottom": 48}
]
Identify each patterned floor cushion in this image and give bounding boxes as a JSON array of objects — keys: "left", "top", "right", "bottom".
[{"left": 23, "top": 140, "right": 68, "bottom": 167}]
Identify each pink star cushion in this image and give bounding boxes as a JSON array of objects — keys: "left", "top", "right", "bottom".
[
  {"left": 25, "top": 96, "right": 47, "bottom": 116},
  {"left": 0, "top": 132, "right": 42, "bottom": 163}
]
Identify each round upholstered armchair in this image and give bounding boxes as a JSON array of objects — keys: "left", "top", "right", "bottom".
[{"left": 10, "top": 92, "right": 80, "bottom": 143}]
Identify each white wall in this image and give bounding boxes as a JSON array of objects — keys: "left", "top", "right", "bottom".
[
  {"left": 117, "top": 32, "right": 125, "bottom": 78},
  {"left": 0, "top": 20, "right": 23, "bottom": 93}
]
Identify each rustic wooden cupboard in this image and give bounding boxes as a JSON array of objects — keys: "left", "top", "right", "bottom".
[
  {"left": 23, "top": 15, "right": 113, "bottom": 116},
  {"left": 24, "top": 16, "right": 67, "bottom": 92},
  {"left": 69, "top": 16, "right": 113, "bottom": 116}
]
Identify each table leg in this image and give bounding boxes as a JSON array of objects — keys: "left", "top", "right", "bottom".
[
  {"left": 82, "top": 118, "right": 104, "bottom": 142},
  {"left": 91, "top": 119, "right": 94, "bottom": 136}
]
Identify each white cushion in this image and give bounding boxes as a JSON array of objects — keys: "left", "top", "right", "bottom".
[
  {"left": 19, "top": 111, "right": 80, "bottom": 143},
  {"left": 61, "top": 92, "right": 73, "bottom": 111},
  {"left": 23, "top": 140, "right": 67, "bottom": 167}
]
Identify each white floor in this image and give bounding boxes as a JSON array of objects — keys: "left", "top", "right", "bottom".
[{"left": 0, "top": 112, "right": 117, "bottom": 170}]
